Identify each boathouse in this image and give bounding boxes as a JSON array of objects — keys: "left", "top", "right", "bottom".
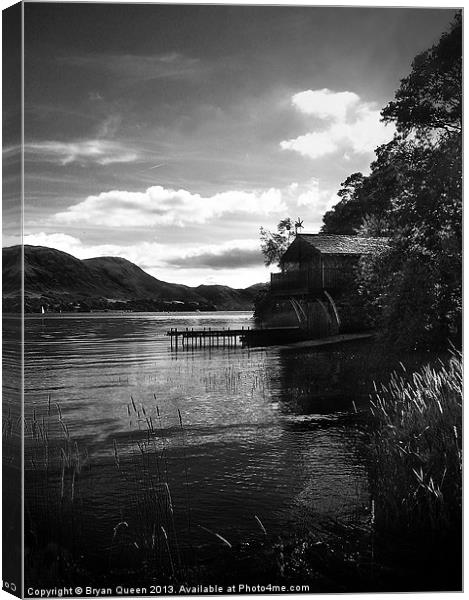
[{"left": 269, "top": 234, "right": 388, "bottom": 336}]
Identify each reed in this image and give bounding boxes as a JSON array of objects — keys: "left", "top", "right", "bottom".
[
  {"left": 23, "top": 402, "right": 92, "bottom": 586},
  {"left": 109, "top": 397, "right": 187, "bottom": 581},
  {"left": 2, "top": 404, "right": 16, "bottom": 464},
  {"left": 368, "top": 351, "right": 462, "bottom": 582},
  {"left": 22, "top": 395, "right": 189, "bottom": 583}
]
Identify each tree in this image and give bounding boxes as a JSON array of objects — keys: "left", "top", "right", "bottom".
[
  {"left": 321, "top": 137, "right": 413, "bottom": 236},
  {"left": 356, "top": 12, "right": 462, "bottom": 349},
  {"left": 356, "top": 214, "right": 390, "bottom": 237},
  {"left": 259, "top": 217, "right": 294, "bottom": 266},
  {"left": 321, "top": 173, "right": 365, "bottom": 234},
  {"left": 381, "top": 12, "right": 461, "bottom": 137}
]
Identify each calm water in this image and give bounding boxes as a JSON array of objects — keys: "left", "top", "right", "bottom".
[{"left": 18, "top": 312, "right": 372, "bottom": 566}]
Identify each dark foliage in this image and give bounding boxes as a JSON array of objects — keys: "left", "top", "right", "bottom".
[
  {"left": 321, "top": 173, "right": 366, "bottom": 234},
  {"left": 381, "top": 12, "right": 461, "bottom": 136},
  {"left": 358, "top": 135, "right": 461, "bottom": 349},
  {"left": 322, "top": 12, "right": 461, "bottom": 350}
]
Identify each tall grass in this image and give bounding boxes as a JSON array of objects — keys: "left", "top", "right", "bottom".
[
  {"left": 369, "top": 351, "right": 462, "bottom": 584},
  {"left": 23, "top": 402, "right": 92, "bottom": 585},
  {"left": 109, "top": 398, "right": 186, "bottom": 581},
  {"left": 23, "top": 397, "right": 190, "bottom": 584}
]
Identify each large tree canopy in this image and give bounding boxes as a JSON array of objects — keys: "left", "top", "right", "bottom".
[
  {"left": 321, "top": 138, "right": 410, "bottom": 236},
  {"left": 381, "top": 12, "right": 461, "bottom": 136},
  {"left": 358, "top": 134, "right": 461, "bottom": 349},
  {"left": 321, "top": 173, "right": 365, "bottom": 234},
  {"left": 356, "top": 12, "right": 462, "bottom": 349}
]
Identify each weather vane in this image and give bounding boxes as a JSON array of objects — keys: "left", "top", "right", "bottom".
[{"left": 294, "top": 217, "right": 304, "bottom": 235}]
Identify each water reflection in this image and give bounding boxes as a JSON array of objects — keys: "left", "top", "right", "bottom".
[
  {"left": 21, "top": 312, "right": 372, "bottom": 566},
  {"left": 270, "top": 341, "right": 404, "bottom": 416}
]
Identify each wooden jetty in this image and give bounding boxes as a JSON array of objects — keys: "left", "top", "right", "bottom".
[
  {"left": 166, "top": 326, "right": 306, "bottom": 350},
  {"left": 166, "top": 326, "right": 376, "bottom": 351},
  {"left": 167, "top": 326, "right": 248, "bottom": 350}
]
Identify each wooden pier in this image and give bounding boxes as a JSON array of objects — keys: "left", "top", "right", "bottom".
[
  {"left": 166, "top": 326, "right": 376, "bottom": 350},
  {"left": 166, "top": 326, "right": 304, "bottom": 350},
  {"left": 166, "top": 326, "right": 250, "bottom": 350}
]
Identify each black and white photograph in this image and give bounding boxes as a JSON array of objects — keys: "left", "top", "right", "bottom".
[{"left": 2, "top": 2, "right": 462, "bottom": 596}]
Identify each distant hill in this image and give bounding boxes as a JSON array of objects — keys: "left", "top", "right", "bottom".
[
  {"left": 194, "top": 283, "right": 266, "bottom": 311},
  {"left": 2, "top": 245, "right": 267, "bottom": 312}
]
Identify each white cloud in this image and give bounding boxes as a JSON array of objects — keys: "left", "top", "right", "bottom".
[
  {"left": 22, "top": 233, "right": 163, "bottom": 265},
  {"left": 26, "top": 139, "right": 139, "bottom": 166},
  {"left": 281, "top": 88, "right": 395, "bottom": 160},
  {"left": 281, "top": 131, "right": 338, "bottom": 159},
  {"left": 23, "top": 232, "right": 86, "bottom": 255},
  {"left": 347, "top": 103, "right": 394, "bottom": 153},
  {"left": 282, "top": 178, "right": 332, "bottom": 214},
  {"left": 291, "top": 89, "right": 360, "bottom": 121},
  {"left": 54, "top": 185, "right": 287, "bottom": 227},
  {"left": 297, "top": 178, "right": 320, "bottom": 207}
]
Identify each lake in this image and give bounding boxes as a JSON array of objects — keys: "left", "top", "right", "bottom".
[{"left": 17, "top": 311, "right": 376, "bottom": 579}]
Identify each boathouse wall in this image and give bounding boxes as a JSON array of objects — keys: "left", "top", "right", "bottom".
[{"left": 269, "top": 234, "right": 388, "bottom": 336}]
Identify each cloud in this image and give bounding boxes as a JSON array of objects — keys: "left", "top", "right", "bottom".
[
  {"left": 22, "top": 233, "right": 137, "bottom": 263},
  {"left": 297, "top": 178, "right": 320, "bottom": 207},
  {"left": 23, "top": 232, "right": 85, "bottom": 254},
  {"left": 164, "top": 240, "right": 263, "bottom": 270},
  {"left": 60, "top": 52, "right": 204, "bottom": 82},
  {"left": 54, "top": 185, "right": 287, "bottom": 227},
  {"left": 26, "top": 139, "right": 139, "bottom": 166},
  {"left": 291, "top": 89, "right": 360, "bottom": 121},
  {"left": 22, "top": 232, "right": 164, "bottom": 264},
  {"left": 281, "top": 88, "right": 395, "bottom": 160},
  {"left": 22, "top": 233, "right": 264, "bottom": 278},
  {"left": 282, "top": 178, "right": 334, "bottom": 215}
]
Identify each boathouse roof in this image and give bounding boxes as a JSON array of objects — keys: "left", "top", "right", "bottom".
[{"left": 294, "top": 234, "right": 388, "bottom": 255}]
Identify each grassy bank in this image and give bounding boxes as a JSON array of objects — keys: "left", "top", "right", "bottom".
[{"left": 368, "top": 351, "right": 462, "bottom": 589}]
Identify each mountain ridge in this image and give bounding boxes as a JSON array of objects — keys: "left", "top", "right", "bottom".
[{"left": 2, "top": 245, "right": 267, "bottom": 312}]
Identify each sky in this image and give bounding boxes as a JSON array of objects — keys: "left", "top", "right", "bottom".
[{"left": 3, "top": 3, "right": 456, "bottom": 288}]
